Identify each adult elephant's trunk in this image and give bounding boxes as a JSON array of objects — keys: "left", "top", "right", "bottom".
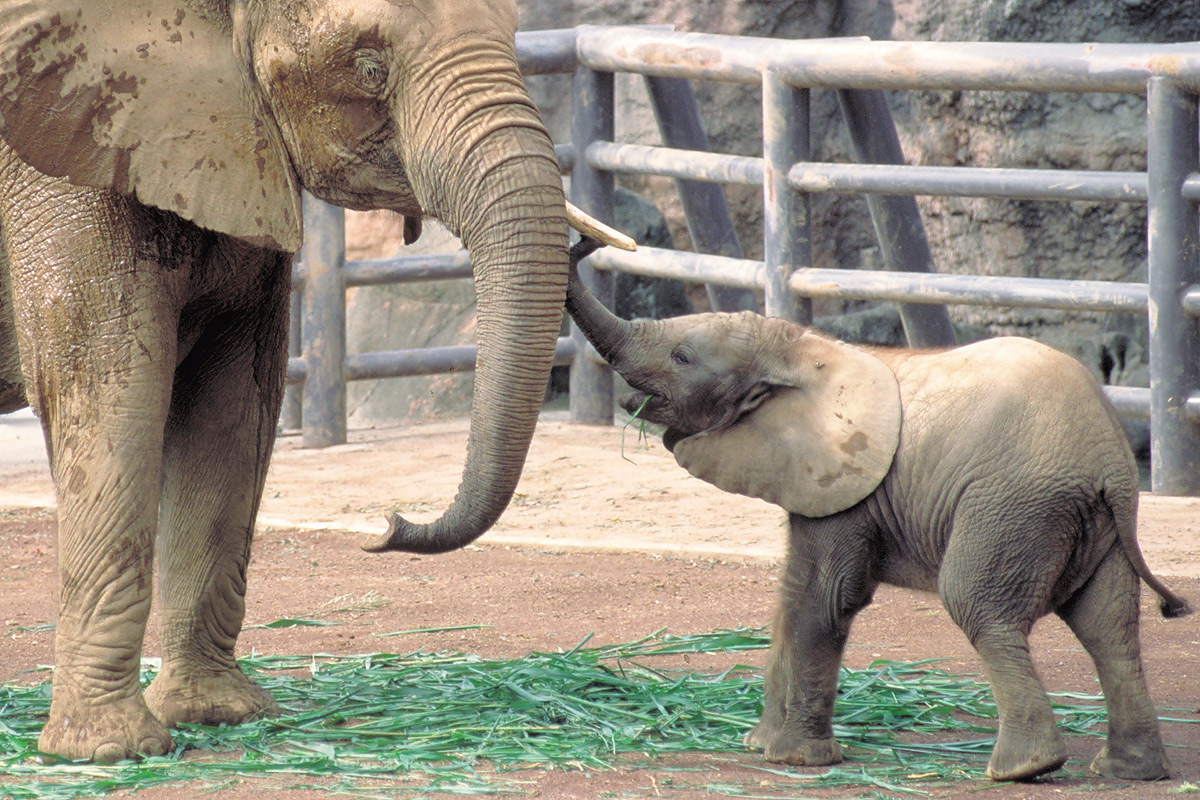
[{"left": 367, "top": 71, "right": 570, "bottom": 555}]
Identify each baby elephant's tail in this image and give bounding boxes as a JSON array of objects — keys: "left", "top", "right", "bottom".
[
  {"left": 1099, "top": 474, "right": 1195, "bottom": 618},
  {"left": 1158, "top": 592, "right": 1192, "bottom": 619},
  {"left": 1107, "top": 488, "right": 1192, "bottom": 619},
  {"left": 1127, "top": 535, "right": 1191, "bottom": 619}
]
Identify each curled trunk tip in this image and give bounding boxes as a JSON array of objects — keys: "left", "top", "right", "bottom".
[{"left": 363, "top": 511, "right": 487, "bottom": 555}]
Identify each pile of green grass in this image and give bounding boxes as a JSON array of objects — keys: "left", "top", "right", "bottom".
[{"left": 0, "top": 628, "right": 1136, "bottom": 798}]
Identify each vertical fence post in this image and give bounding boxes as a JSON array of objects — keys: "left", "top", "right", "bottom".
[
  {"left": 644, "top": 75, "right": 759, "bottom": 314},
  {"left": 762, "top": 71, "right": 812, "bottom": 323},
  {"left": 1146, "top": 77, "right": 1200, "bottom": 495},
  {"left": 300, "top": 193, "right": 347, "bottom": 448},
  {"left": 836, "top": 89, "right": 958, "bottom": 347},
  {"left": 569, "top": 66, "right": 616, "bottom": 425},
  {"left": 280, "top": 284, "right": 302, "bottom": 432}
]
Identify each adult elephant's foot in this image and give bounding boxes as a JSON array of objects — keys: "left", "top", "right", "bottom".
[
  {"left": 985, "top": 728, "right": 1067, "bottom": 781},
  {"left": 743, "top": 713, "right": 783, "bottom": 749},
  {"left": 144, "top": 663, "right": 280, "bottom": 727},
  {"left": 764, "top": 734, "right": 843, "bottom": 766},
  {"left": 39, "top": 694, "right": 172, "bottom": 763},
  {"left": 1089, "top": 740, "right": 1170, "bottom": 781}
]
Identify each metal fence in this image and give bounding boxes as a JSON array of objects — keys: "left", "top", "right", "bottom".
[{"left": 288, "top": 26, "right": 1200, "bottom": 496}]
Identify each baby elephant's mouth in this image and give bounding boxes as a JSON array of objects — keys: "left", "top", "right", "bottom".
[
  {"left": 620, "top": 392, "right": 687, "bottom": 452},
  {"left": 620, "top": 391, "right": 662, "bottom": 421}
]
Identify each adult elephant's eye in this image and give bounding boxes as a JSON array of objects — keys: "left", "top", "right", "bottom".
[
  {"left": 671, "top": 347, "right": 691, "bottom": 366},
  {"left": 354, "top": 49, "right": 388, "bottom": 93}
]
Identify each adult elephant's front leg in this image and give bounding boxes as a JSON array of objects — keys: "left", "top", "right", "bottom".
[
  {"left": 144, "top": 254, "right": 291, "bottom": 727},
  {"left": 3, "top": 175, "right": 180, "bottom": 762}
]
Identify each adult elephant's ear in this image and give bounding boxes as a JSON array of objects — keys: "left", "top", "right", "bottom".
[
  {"left": 673, "top": 329, "right": 901, "bottom": 518},
  {"left": 0, "top": 1, "right": 302, "bottom": 252}
]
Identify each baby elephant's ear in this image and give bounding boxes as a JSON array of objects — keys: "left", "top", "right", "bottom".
[{"left": 673, "top": 332, "right": 901, "bottom": 518}]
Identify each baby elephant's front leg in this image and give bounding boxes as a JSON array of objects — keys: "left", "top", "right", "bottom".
[
  {"left": 751, "top": 531, "right": 874, "bottom": 766},
  {"left": 757, "top": 600, "right": 849, "bottom": 765}
]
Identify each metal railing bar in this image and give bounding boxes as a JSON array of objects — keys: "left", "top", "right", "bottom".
[
  {"left": 569, "top": 63, "right": 618, "bottom": 424},
  {"left": 343, "top": 338, "right": 578, "bottom": 382},
  {"left": 576, "top": 27, "right": 1200, "bottom": 93},
  {"left": 1182, "top": 174, "right": 1200, "bottom": 202},
  {"left": 291, "top": 338, "right": 578, "bottom": 385},
  {"left": 587, "top": 141, "right": 1153, "bottom": 204},
  {"left": 1146, "top": 77, "right": 1200, "bottom": 493},
  {"left": 1106, "top": 389, "right": 1200, "bottom": 425},
  {"left": 1182, "top": 286, "right": 1200, "bottom": 316},
  {"left": 789, "top": 268, "right": 1148, "bottom": 312},
  {"left": 761, "top": 71, "right": 811, "bottom": 322},
  {"left": 789, "top": 162, "right": 1149, "bottom": 203},
  {"left": 1103, "top": 386, "right": 1149, "bottom": 419},
  {"left": 588, "top": 246, "right": 1149, "bottom": 312},
  {"left": 515, "top": 28, "right": 579, "bottom": 75},
  {"left": 587, "top": 141, "right": 762, "bottom": 185},
  {"left": 288, "top": 343, "right": 1171, "bottom": 419},
  {"left": 587, "top": 247, "right": 764, "bottom": 290},
  {"left": 343, "top": 252, "right": 473, "bottom": 288}
]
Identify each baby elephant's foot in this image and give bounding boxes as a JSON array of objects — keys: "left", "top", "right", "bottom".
[
  {"left": 986, "top": 730, "right": 1067, "bottom": 782},
  {"left": 145, "top": 664, "right": 280, "bottom": 728},
  {"left": 1089, "top": 740, "right": 1170, "bottom": 781},
  {"left": 764, "top": 734, "right": 843, "bottom": 766}
]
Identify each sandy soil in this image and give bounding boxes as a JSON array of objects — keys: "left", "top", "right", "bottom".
[{"left": 1, "top": 411, "right": 1198, "bottom": 799}]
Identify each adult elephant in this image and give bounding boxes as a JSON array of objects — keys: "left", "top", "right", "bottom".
[{"left": 0, "top": 0, "right": 618, "bottom": 762}]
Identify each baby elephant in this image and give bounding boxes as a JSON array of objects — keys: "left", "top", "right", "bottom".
[{"left": 566, "top": 237, "right": 1191, "bottom": 782}]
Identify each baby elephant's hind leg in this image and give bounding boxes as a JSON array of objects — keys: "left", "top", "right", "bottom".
[
  {"left": 938, "top": 520, "right": 1068, "bottom": 781},
  {"left": 1056, "top": 547, "right": 1170, "bottom": 780}
]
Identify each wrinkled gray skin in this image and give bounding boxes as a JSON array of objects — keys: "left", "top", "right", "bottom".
[
  {"left": 0, "top": 0, "right": 575, "bottom": 762},
  {"left": 566, "top": 238, "right": 1191, "bottom": 782}
]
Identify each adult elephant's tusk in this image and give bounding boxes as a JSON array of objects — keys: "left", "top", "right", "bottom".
[{"left": 565, "top": 201, "right": 638, "bottom": 251}]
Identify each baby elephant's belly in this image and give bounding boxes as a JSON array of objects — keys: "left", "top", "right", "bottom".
[{"left": 875, "top": 558, "right": 940, "bottom": 593}]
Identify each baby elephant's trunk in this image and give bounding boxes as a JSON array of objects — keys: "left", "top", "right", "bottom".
[{"left": 564, "top": 236, "right": 637, "bottom": 367}]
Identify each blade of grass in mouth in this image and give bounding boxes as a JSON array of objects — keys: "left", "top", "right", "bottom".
[{"left": 621, "top": 395, "right": 653, "bottom": 461}]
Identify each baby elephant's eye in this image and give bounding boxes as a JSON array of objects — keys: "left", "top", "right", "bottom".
[{"left": 671, "top": 347, "right": 691, "bottom": 366}]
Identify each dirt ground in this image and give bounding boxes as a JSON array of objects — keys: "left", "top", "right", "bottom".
[{"left": 1, "top": 411, "right": 1199, "bottom": 799}]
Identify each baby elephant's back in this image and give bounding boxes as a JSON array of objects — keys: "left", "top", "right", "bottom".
[{"left": 876, "top": 337, "right": 1138, "bottom": 549}]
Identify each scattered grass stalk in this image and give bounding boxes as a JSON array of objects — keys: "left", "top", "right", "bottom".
[{"left": 0, "top": 628, "right": 1192, "bottom": 799}]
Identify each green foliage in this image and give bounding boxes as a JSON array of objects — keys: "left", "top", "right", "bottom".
[{"left": 0, "top": 629, "right": 1155, "bottom": 798}]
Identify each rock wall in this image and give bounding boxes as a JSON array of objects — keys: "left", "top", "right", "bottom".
[{"left": 893, "top": 0, "right": 1200, "bottom": 349}]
